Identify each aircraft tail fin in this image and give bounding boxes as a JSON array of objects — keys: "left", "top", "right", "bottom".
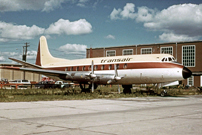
[{"left": 35, "top": 36, "right": 69, "bottom": 67}]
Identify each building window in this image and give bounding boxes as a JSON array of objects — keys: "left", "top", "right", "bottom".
[
  {"left": 106, "top": 50, "right": 116, "bottom": 57},
  {"left": 187, "top": 76, "right": 194, "bottom": 86},
  {"left": 161, "top": 46, "right": 173, "bottom": 55},
  {"left": 141, "top": 48, "right": 152, "bottom": 54},
  {"left": 182, "top": 45, "right": 195, "bottom": 67},
  {"left": 123, "top": 49, "right": 133, "bottom": 55}
]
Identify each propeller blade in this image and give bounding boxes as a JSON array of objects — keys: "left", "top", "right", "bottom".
[
  {"left": 92, "top": 82, "right": 94, "bottom": 92},
  {"left": 114, "top": 64, "right": 118, "bottom": 76},
  {"left": 91, "top": 60, "right": 94, "bottom": 74},
  {"left": 91, "top": 60, "right": 95, "bottom": 92}
]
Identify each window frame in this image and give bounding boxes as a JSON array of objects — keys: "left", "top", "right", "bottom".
[
  {"left": 182, "top": 45, "right": 195, "bottom": 67},
  {"left": 122, "top": 49, "right": 133, "bottom": 55},
  {"left": 106, "top": 50, "right": 116, "bottom": 57},
  {"left": 160, "top": 46, "right": 173, "bottom": 55},
  {"left": 141, "top": 48, "right": 152, "bottom": 54},
  {"left": 187, "top": 76, "right": 194, "bottom": 86}
]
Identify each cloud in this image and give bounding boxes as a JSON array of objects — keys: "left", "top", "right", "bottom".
[
  {"left": 27, "top": 51, "right": 37, "bottom": 60},
  {"left": 58, "top": 43, "right": 87, "bottom": 59},
  {"left": 58, "top": 43, "right": 87, "bottom": 52},
  {"left": 42, "top": 0, "right": 65, "bottom": 12},
  {"left": 77, "top": 0, "right": 89, "bottom": 7},
  {"left": 0, "top": 21, "right": 45, "bottom": 42},
  {"left": 0, "top": 0, "right": 44, "bottom": 12},
  {"left": 0, "top": 0, "right": 70, "bottom": 12},
  {"left": 159, "top": 33, "right": 199, "bottom": 42},
  {"left": 0, "top": 51, "right": 21, "bottom": 62},
  {"left": 110, "top": 3, "right": 136, "bottom": 20},
  {"left": 0, "top": 19, "right": 92, "bottom": 41},
  {"left": 45, "top": 19, "right": 92, "bottom": 35},
  {"left": 105, "top": 34, "right": 115, "bottom": 39},
  {"left": 144, "top": 4, "right": 202, "bottom": 41},
  {"left": 0, "top": 0, "right": 95, "bottom": 12},
  {"left": 110, "top": 3, "right": 202, "bottom": 42},
  {"left": 0, "top": 56, "right": 5, "bottom": 62}
]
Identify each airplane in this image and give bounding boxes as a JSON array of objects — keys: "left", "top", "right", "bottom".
[{"left": 3, "top": 36, "right": 192, "bottom": 94}]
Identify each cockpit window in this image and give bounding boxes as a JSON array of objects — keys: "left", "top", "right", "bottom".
[{"left": 161, "top": 57, "right": 176, "bottom": 62}]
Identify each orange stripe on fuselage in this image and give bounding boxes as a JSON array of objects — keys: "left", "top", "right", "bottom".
[{"left": 43, "top": 62, "right": 183, "bottom": 71}]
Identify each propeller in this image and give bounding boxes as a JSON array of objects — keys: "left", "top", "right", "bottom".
[
  {"left": 91, "top": 60, "right": 96, "bottom": 92},
  {"left": 114, "top": 64, "right": 122, "bottom": 81},
  {"left": 107, "top": 64, "right": 123, "bottom": 84}
]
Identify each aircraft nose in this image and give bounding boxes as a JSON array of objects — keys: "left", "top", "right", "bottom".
[{"left": 182, "top": 67, "right": 192, "bottom": 79}]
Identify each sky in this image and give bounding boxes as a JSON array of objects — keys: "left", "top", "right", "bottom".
[{"left": 0, "top": 0, "right": 202, "bottom": 64}]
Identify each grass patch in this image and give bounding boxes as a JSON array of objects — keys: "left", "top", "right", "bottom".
[{"left": 0, "top": 85, "right": 201, "bottom": 102}]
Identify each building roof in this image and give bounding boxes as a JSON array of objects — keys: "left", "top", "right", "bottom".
[{"left": 87, "top": 40, "right": 202, "bottom": 50}]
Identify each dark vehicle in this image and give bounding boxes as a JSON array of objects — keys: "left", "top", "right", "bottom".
[{"left": 35, "top": 81, "right": 55, "bottom": 89}]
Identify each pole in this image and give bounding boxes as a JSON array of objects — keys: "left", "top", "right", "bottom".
[{"left": 22, "top": 42, "right": 30, "bottom": 80}]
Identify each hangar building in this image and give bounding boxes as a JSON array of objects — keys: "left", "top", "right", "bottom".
[
  {"left": 0, "top": 64, "right": 41, "bottom": 83},
  {"left": 86, "top": 41, "right": 202, "bottom": 87}
]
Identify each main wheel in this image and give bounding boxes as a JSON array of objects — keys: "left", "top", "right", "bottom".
[{"left": 160, "top": 90, "right": 167, "bottom": 97}]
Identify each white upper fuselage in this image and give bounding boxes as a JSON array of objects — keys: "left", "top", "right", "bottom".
[{"left": 38, "top": 53, "right": 184, "bottom": 85}]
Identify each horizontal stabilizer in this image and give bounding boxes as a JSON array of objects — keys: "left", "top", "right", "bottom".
[{"left": 9, "top": 58, "right": 42, "bottom": 69}]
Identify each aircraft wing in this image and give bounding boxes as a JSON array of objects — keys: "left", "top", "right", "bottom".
[
  {"left": 2, "top": 66, "right": 122, "bottom": 84},
  {"left": 9, "top": 57, "right": 42, "bottom": 69},
  {"left": 4, "top": 58, "right": 123, "bottom": 84}
]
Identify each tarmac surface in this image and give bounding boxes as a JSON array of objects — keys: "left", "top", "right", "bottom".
[{"left": 0, "top": 95, "right": 202, "bottom": 135}]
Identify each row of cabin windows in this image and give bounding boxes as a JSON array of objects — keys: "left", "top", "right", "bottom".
[{"left": 65, "top": 64, "right": 127, "bottom": 71}]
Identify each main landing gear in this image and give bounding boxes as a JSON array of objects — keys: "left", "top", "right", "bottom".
[
  {"left": 122, "top": 85, "right": 132, "bottom": 94},
  {"left": 160, "top": 89, "right": 167, "bottom": 97},
  {"left": 79, "top": 83, "right": 98, "bottom": 93}
]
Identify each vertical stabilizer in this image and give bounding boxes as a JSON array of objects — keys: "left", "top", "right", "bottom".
[
  {"left": 35, "top": 36, "right": 69, "bottom": 67},
  {"left": 35, "top": 36, "right": 53, "bottom": 66}
]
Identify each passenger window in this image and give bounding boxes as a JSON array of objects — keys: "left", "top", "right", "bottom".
[
  {"left": 117, "top": 64, "right": 119, "bottom": 69},
  {"left": 165, "top": 58, "right": 167, "bottom": 61},
  {"left": 168, "top": 57, "right": 172, "bottom": 61},
  {"left": 123, "top": 64, "right": 127, "bottom": 69},
  {"left": 82, "top": 66, "right": 85, "bottom": 71},
  {"left": 161, "top": 58, "right": 165, "bottom": 62},
  {"left": 109, "top": 65, "right": 112, "bottom": 70},
  {"left": 76, "top": 67, "right": 79, "bottom": 71},
  {"left": 101, "top": 65, "right": 105, "bottom": 70},
  {"left": 94, "top": 65, "right": 98, "bottom": 70}
]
